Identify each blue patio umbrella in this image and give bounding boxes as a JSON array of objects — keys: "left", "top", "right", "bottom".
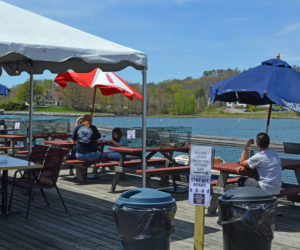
[
  {"left": 210, "top": 55, "right": 300, "bottom": 133},
  {"left": 0, "top": 83, "right": 10, "bottom": 97}
]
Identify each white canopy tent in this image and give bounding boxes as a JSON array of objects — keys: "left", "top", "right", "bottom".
[{"left": 0, "top": 1, "right": 148, "bottom": 186}]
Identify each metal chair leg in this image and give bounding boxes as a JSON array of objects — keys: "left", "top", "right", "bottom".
[
  {"left": 26, "top": 188, "right": 33, "bottom": 218},
  {"left": 40, "top": 188, "right": 49, "bottom": 207},
  {"left": 8, "top": 184, "right": 15, "bottom": 212},
  {"left": 171, "top": 175, "right": 178, "bottom": 192},
  {"left": 54, "top": 185, "right": 68, "bottom": 213}
]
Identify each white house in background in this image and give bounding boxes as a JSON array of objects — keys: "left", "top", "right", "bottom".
[{"left": 226, "top": 102, "right": 247, "bottom": 108}]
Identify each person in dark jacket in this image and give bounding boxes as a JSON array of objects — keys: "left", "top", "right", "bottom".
[{"left": 72, "top": 114, "right": 101, "bottom": 161}]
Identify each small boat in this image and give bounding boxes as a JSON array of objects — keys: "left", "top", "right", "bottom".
[{"left": 174, "top": 154, "right": 189, "bottom": 166}]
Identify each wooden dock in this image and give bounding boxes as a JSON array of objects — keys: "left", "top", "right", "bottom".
[{"left": 1, "top": 169, "right": 300, "bottom": 250}]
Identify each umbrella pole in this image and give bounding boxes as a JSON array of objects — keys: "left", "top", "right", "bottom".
[
  {"left": 29, "top": 72, "right": 34, "bottom": 154},
  {"left": 266, "top": 103, "right": 272, "bottom": 134},
  {"left": 91, "top": 88, "right": 97, "bottom": 116},
  {"left": 142, "top": 69, "right": 147, "bottom": 188}
]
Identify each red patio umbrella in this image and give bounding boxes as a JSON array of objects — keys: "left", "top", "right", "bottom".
[{"left": 54, "top": 68, "right": 142, "bottom": 115}]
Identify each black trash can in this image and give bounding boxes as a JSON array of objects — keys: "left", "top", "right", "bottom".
[
  {"left": 218, "top": 187, "right": 277, "bottom": 250},
  {"left": 112, "top": 187, "right": 176, "bottom": 250}
]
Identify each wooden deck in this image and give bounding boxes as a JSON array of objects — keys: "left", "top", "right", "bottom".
[{"left": 1, "top": 169, "right": 300, "bottom": 250}]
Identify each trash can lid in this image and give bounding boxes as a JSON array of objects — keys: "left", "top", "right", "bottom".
[
  {"left": 115, "top": 188, "right": 176, "bottom": 208},
  {"left": 220, "top": 187, "right": 277, "bottom": 203}
]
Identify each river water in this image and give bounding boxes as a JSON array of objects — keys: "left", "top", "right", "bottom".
[
  {"left": 3, "top": 114, "right": 299, "bottom": 184},
  {"left": 2, "top": 115, "right": 300, "bottom": 143}
]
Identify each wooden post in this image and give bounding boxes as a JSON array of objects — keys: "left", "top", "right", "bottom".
[
  {"left": 191, "top": 147, "right": 214, "bottom": 249},
  {"left": 90, "top": 88, "right": 97, "bottom": 116},
  {"left": 194, "top": 206, "right": 205, "bottom": 250},
  {"left": 266, "top": 103, "right": 272, "bottom": 134}
]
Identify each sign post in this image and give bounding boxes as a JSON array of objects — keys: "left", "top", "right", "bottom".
[{"left": 189, "top": 145, "right": 214, "bottom": 250}]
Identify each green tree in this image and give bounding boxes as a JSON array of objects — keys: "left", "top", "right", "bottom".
[
  {"left": 15, "top": 80, "right": 44, "bottom": 103},
  {"left": 173, "top": 90, "right": 196, "bottom": 114}
]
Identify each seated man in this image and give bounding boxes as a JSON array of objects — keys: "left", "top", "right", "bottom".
[{"left": 237, "top": 132, "right": 282, "bottom": 195}]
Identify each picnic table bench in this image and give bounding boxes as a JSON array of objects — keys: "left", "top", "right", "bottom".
[
  {"left": 64, "top": 157, "right": 168, "bottom": 184},
  {"left": 6, "top": 134, "right": 72, "bottom": 157},
  {"left": 276, "top": 186, "right": 300, "bottom": 197},
  {"left": 108, "top": 146, "right": 190, "bottom": 192},
  {"left": 0, "top": 145, "right": 25, "bottom": 154},
  {"left": 135, "top": 166, "right": 190, "bottom": 192},
  {"left": 0, "top": 135, "right": 28, "bottom": 156}
]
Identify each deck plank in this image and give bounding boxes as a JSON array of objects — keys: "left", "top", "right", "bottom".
[{"left": 0, "top": 169, "right": 300, "bottom": 249}]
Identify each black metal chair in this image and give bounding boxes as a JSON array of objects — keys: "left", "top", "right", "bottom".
[
  {"left": 27, "top": 145, "right": 49, "bottom": 163},
  {"left": 8, "top": 147, "right": 68, "bottom": 218},
  {"left": 8, "top": 145, "right": 49, "bottom": 184}
]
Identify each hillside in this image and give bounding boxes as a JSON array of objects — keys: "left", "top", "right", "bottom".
[{"left": 0, "top": 67, "right": 299, "bottom": 116}]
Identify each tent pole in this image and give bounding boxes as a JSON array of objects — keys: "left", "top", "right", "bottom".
[
  {"left": 266, "top": 103, "right": 272, "bottom": 134},
  {"left": 91, "top": 88, "right": 97, "bottom": 116},
  {"left": 29, "top": 72, "right": 34, "bottom": 154},
  {"left": 142, "top": 69, "right": 147, "bottom": 188}
]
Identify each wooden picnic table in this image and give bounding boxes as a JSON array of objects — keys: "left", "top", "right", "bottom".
[
  {"left": 0, "top": 135, "right": 28, "bottom": 156},
  {"left": 33, "top": 133, "right": 72, "bottom": 143},
  {"left": 44, "top": 139, "right": 107, "bottom": 182},
  {"left": 108, "top": 146, "right": 190, "bottom": 192},
  {"left": 9, "top": 134, "right": 73, "bottom": 157},
  {"left": 44, "top": 139, "right": 105, "bottom": 152},
  {"left": 0, "top": 128, "right": 15, "bottom": 134},
  {"left": 0, "top": 129, "right": 16, "bottom": 147},
  {"left": 208, "top": 158, "right": 300, "bottom": 214},
  {"left": 44, "top": 139, "right": 74, "bottom": 149},
  {"left": 0, "top": 155, "right": 43, "bottom": 219},
  {"left": 49, "top": 133, "right": 72, "bottom": 140}
]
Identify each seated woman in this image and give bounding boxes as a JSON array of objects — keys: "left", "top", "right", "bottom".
[
  {"left": 68, "top": 115, "right": 85, "bottom": 175},
  {"left": 72, "top": 114, "right": 101, "bottom": 161},
  {"left": 101, "top": 127, "right": 127, "bottom": 161},
  {"left": 75, "top": 116, "right": 84, "bottom": 126}
]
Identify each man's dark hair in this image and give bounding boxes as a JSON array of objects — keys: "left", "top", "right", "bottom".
[{"left": 256, "top": 132, "right": 270, "bottom": 148}]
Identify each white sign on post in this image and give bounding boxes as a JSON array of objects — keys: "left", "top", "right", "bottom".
[
  {"left": 14, "top": 122, "right": 20, "bottom": 130},
  {"left": 189, "top": 176, "right": 211, "bottom": 206},
  {"left": 189, "top": 145, "right": 213, "bottom": 206},
  {"left": 190, "top": 145, "right": 212, "bottom": 176},
  {"left": 127, "top": 130, "right": 136, "bottom": 139}
]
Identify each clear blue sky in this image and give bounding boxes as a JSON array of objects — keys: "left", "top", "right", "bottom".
[{"left": 2, "top": 0, "right": 300, "bottom": 88}]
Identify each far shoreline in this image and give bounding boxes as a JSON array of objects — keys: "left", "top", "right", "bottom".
[{"left": 2, "top": 111, "right": 300, "bottom": 120}]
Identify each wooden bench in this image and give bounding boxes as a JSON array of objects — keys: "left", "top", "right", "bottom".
[
  {"left": 135, "top": 166, "right": 189, "bottom": 176},
  {"left": 275, "top": 186, "right": 300, "bottom": 204},
  {"left": 65, "top": 158, "right": 166, "bottom": 167},
  {"left": 65, "top": 158, "right": 166, "bottom": 166},
  {"left": 15, "top": 150, "right": 29, "bottom": 155},
  {"left": 65, "top": 159, "right": 89, "bottom": 165},
  {"left": 135, "top": 166, "right": 190, "bottom": 192},
  {"left": 136, "top": 167, "right": 241, "bottom": 191},
  {"left": 277, "top": 186, "right": 300, "bottom": 197},
  {"left": 0, "top": 146, "right": 24, "bottom": 154},
  {"left": 135, "top": 167, "right": 240, "bottom": 183},
  {"left": 0, "top": 146, "right": 24, "bottom": 150},
  {"left": 97, "top": 158, "right": 166, "bottom": 169},
  {"left": 65, "top": 158, "right": 167, "bottom": 184},
  {"left": 210, "top": 177, "right": 240, "bottom": 186}
]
